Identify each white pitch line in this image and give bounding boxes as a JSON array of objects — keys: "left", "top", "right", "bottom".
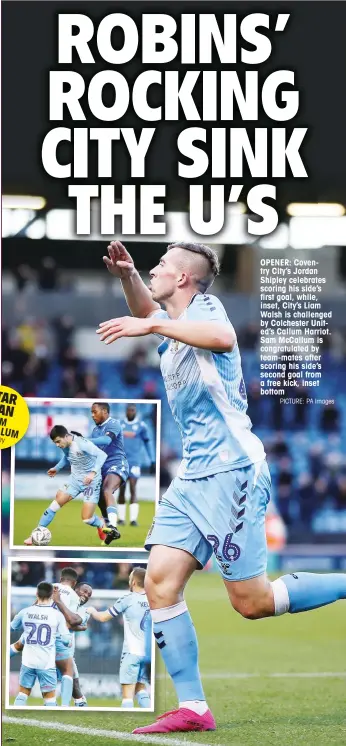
[
  {"left": 2, "top": 716, "right": 220, "bottom": 746},
  {"left": 157, "top": 671, "right": 346, "bottom": 681}
]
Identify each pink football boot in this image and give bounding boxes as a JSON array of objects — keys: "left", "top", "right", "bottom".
[{"left": 132, "top": 707, "right": 216, "bottom": 734}]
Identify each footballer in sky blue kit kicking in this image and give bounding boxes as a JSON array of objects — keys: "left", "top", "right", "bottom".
[
  {"left": 90, "top": 401, "right": 129, "bottom": 545},
  {"left": 87, "top": 567, "right": 151, "bottom": 709},
  {"left": 97, "top": 240, "right": 346, "bottom": 734},
  {"left": 118, "top": 403, "right": 156, "bottom": 527},
  {"left": 24, "top": 426, "right": 109, "bottom": 546},
  {"left": 10, "top": 581, "right": 71, "bottom": 707}
]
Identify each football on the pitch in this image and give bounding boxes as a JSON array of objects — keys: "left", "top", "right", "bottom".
[{"left": 31, "top": 527, "right": 52, "bottom": 546}]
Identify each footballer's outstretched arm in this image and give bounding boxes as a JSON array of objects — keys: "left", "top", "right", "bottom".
[
  {"left": 97, "top": 317, "right": 236, "bottom": 353},
  {"left": 103, "top": 240, "right": 160, "bottom": 319},
  {"left": 86, "top": 606, "right": 113, "bottom": 623}
]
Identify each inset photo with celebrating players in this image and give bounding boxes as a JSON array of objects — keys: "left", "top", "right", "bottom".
[
  {"left": 10, "top": 398, "right": 160, "bottom": 549},
  {"left": 7, "top": 558, "right": 155, "bottom": 710}
]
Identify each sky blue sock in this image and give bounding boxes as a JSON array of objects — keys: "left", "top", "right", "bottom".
[
  {"left": 61, "top": 675, "right": 73, "bottom": 706},
  {"left": 84, "top": 515, "right": 103, "bottom": 529},
  {"left": 153, "top": 610, "right": 205, "bottom": 701},
  {"left": 106, "top": 506, "right": 117, "bottom": 527},
  {"left": 38, "top": 508, "right": 57, "bottom": 528},
  {"left": 121, "top": 699, "right": 134, "bottom": 708},
  {"left": 14, "top": 692, "right": 28, "bottom": 706},
  {"left": 282, "top": 572, "right": 346, "bottom": 613},
  {"left": 136, "top": 690, "right": 151, "bottom": 708},
  {"left": 44, "top": 698, "right": 57, "bottom": 706}
]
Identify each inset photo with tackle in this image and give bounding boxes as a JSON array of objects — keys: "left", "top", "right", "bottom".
[
  {"left": 10, "top": 398, "right": 160, "bottom": 549},
  {"left": 7, "top": 558, "right": 154, "bottom": 710}
]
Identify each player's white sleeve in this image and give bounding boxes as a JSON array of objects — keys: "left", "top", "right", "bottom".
[{"left": 10, "top": 609, "right": 24, "bottom": 631}]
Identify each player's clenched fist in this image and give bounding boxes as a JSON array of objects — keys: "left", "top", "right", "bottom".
[
  {"left": 103, "top": 240, "right": 135, "bottom": 279},
  {"left": 97, "top": 316, "right": 153, "bottom": 345},
  {"left": 47, "top": 468, "right": 57, "bottom": 477}
]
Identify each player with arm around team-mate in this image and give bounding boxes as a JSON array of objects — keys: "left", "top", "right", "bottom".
[
  {"left": 118, "top": 404, "right": 156, "bottom": 527},
  {"left": 96, "top": 239, "right": 346, "bottom": 734},
  {"left": 52, "top": 581, "right": 93, "bottom": 707},
  {"left": 87, "top": 567, "right": 151, "bottom": 709},
  {"left": 10, "top": 581, "right": 71, "bottom": 707}
]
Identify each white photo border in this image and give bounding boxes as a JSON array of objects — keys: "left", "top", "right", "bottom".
[
  {"left": 6, "top": 555, "right": 156, "bottom": 712},
  {"left": 10, "top": 397, "right": 161, "bottom": 552}
]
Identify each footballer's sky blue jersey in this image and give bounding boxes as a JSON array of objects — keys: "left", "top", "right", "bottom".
[
  {"left": 91, "top": 417, "right": 128, "bottom": 472},
  {"left": 54, "top": 435, "right": 107, "bottom": 479},
  {"left": 11, "top": 603, "right": 70, "bottom": 670},
  {"left": 120, "top": 418, "right": 155, "bottom": 467},
  {"left": 108, "top": 591, "right": 150, "bottom": 657},
  {"left": 154, "top": 293, "right": 265, "bottom": 479}
]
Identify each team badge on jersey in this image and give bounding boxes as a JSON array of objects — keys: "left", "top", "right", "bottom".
[{"left": 170, "top": 339, "right": 180, "bottom": 353}]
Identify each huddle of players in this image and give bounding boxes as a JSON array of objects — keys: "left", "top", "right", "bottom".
[
  {"left": 10, "top": 566, "right": 151, "bottom": 709},
  {"left": 24, "top": 402, "right": 155, "bottom": 546}
]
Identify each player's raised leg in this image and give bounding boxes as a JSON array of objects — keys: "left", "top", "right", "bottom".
[
  {"left": 225, "top": 570, "right": 346, "bottom": 619},
  {"left": 133, "top": 544, "right": 216, "bottom": 734},
  {"left": 129, "top": 476, "right": 139, "bottom": 526},
  {"left": 218, "top": 462, "right": 346, "bottom": 619},
  {"left": 24, "top": 489, "right": 71, "bottom": 545},
  {"left": 117, "top": 479, "right": 127, "bottom": 526}
]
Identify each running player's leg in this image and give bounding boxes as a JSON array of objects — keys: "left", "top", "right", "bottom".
[
  {"left": 133, "top": 481, "right": 216, "bottom": 734},
  {"left": 24, "top": 489, "right": 72, "bottom": 544},
  {"left": 117, "top": 479, "right": 127, "bottom": 525},
  {"left": 97, "top": 490, "right": 109, "bottom": 525},
  {"left": 225, "top": 565, "right": 346, "bottom": 617},
  {"left": 102, "top": 473, "right": 122, "bottom": 529},
  {"left": 81, "top": 477, "right": 104, "bottom": 531},
  {"left": 129, "top": 475, "right": 139, "bottom": 525},
  {"left": 38, "top": 668, "right": 58, "bottom": 707},
  {"left": 216, "top": 462, "right": 346, "bottom": 618}
]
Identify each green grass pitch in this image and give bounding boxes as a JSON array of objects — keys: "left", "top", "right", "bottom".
[
  {"left": 13, "top": 499, "right": 155, "bottom": 548},
  {"left": 4, "top": 572, "right": 346, "bottom": 745}
]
